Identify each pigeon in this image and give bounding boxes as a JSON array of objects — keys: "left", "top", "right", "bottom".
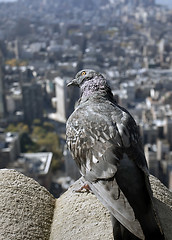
[{"left": 66, "top": 69, "right": 164, "bottom": 240}]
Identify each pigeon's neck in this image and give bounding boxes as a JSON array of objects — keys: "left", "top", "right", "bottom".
[{"left": 80, "top": 75, "right": 113, "bottom": 100}]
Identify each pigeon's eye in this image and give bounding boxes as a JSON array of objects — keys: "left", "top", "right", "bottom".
[{"left": 81, "top": 71, "right": 86, "bottom": 76}]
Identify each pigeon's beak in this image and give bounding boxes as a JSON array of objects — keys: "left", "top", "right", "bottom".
[{"left": 67, "top": 78, "right": 78, "bottom": 87}]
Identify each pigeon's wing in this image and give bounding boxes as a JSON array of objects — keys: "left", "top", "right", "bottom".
[
  {"left": 114, "top": 105, "right": 149, "bottom": 173},
  {"left": 67, "top": 103, "right": 148, "bottom": 180},
  {"left": 114, "top": 107, "right": 154, "bottom": 198},
  {"left": 112, "top": 107, "right": 164, "bottom": 238},
  {"left": 66, "top": 107, "right": 122, "bottom": 181},
  {"left": 66, "top": 107, "right": 145, "bottom": 239}
]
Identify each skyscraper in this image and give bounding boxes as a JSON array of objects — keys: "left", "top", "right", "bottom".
[
  {"left": 22, "top": 83, "right": 43, "bottom": 125},
  {"left": 54, "top": 77, "right": 67, "bottom": 123},
  {"left": 0, "top": 50, "right": 6, "bottom": 120},
  {"left": 54, "top": 76, "right": 79, "bottom": 123}
]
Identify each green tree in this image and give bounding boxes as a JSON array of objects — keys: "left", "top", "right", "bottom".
[
  {"left": 5, "top": 121, "right": 62, "bottom": 170},
  {"left": 5, "top": 123, "right": 18, "bottom": 132},
  {"left": 20, "top": 132, "right": 39, "bottom": 153},
  {"left": 43, "top": 122, "right": 55, "bottom": 132},
  {"left": 33, "top": 119, "right": 42, "bottom": 126},
  {"left": 5, "top": 122, "right": 29, "bottom": 134}
]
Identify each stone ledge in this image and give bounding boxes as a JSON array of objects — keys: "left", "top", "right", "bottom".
[
  {"left": 0, "top": 169, "right": 55, "bottom": 240},
  {"left": 50, "top": 175, "right": 172, "bottom": 240},
  {"left": 0, "top": 169, "right": 171, "bottom": 240},
  {"left": 50, "top": 177, "right": 113, "bottom": 240}
]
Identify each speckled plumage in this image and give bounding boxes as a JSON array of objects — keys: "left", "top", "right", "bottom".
[{"left": 66, "top": 69, "right": 164, "bottom": 240}]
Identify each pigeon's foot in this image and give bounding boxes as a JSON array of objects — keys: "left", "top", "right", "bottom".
[{"left": 75, "top": 183, "right": 91, "bottom": 193}]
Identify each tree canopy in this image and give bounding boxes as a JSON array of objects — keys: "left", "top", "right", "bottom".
[{"left": 5, "top": 121, "right": 62, "bottom": 171}]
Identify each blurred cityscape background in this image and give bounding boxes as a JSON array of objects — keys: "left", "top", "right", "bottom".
[{"left": 0, "top": 0, "right": 172, "bottom": 197}]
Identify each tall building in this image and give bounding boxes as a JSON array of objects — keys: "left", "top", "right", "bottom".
[
  {"left": 20, "top": 68, "right": 34, "bottom": 84},
  {"left": 164, "top": 117, "right": 172, "bottom": 149},
  {"left": 22, "top": 83, "right": 43, "bottom": 125},
  {"left": 54, "top": 77, "right": 67, "bottom": 123},
  {"left": 144, "top": 144, "right": 159, "bottom": 177},
  {"left": 0, "top": 132, "right": 21, "bottom": 168},
  {"left": 157, "top": 139, "right": 170, "bottom": 161},
  {"left": 54, "top": 76, "right": 79, "bottom": 123},
  {"left": 168, "top": 171, "right": 172, "bottom": 191},
  {"left": 66, "top": 79, "right": 80, "bottom": 119},
  {"left": 0, "top": 50, "right": 6, "bottom": 120}
]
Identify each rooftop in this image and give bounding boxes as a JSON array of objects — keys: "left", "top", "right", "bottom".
[{"left": 9, "top": 152, "right": 53, "bottom": 175}]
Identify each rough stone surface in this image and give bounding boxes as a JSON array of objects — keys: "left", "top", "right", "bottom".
[
  {"left": 149, "top": 175, "right": 172, "bottom": 240},
  {"left": 50, "top": 176, "right": 172, "bottom": 240},
  {"left": 50, "top": 177, "right": 113, "bottom": 240},
  {"left": 0, "top": 169, "right": 55, "bottom": 240},
  {"left": 149, "top": 175, "right": 172, "bottom": 209},
  {"left": 0, "top": 169, "right": 171, "bottom": 240}
]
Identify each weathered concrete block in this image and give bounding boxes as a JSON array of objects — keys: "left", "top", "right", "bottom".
[
  {"left": 0, "top": 169, "right": 55, "bottom": 240},
  {"left": 0, "top": 169, "right": 171, "bottom": 240}
]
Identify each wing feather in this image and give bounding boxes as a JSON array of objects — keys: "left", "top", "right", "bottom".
[{"left": 88, "top": 179, "right": 145, "bottom": 240}]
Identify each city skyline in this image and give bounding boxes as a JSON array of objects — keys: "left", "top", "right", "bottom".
[{"left": 0, "top": 0, "right": 172, "bottom": 193}]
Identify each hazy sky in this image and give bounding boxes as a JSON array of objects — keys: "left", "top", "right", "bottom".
[
  {"left": 0, "top": 0, "right": 172, "bottom": 8},
  {"left": 156, "top": 0, "right": 172, "bottom": 8},
  {"left": 0, "top": 0, "right": 16, "bottom": 2},
  {"left": 0, "top": 0, "right": 17, "bottom": 2}
]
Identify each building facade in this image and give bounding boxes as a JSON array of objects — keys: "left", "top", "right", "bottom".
[
  {"left": 0, "top": 50, "right": 6, "bottom": 120},
  {"left": 22, "top": 83, "right": 43, "bottom": 125}
]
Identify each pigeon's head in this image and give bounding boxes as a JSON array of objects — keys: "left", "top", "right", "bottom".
[
  {"left": 67, "top": 69, "right": 114, "bottom": 100},
  {"left": 67, "top": 69, "right": 102, "bottom": 87}
]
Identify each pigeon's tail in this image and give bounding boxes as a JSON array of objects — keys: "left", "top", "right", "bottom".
[
  {"left": 137, "top": 174, "right": 165, "bottom": 240},
  {"left": 138, "top": 202, "right": 164, "bottom": 240},
  {"left": 110, "top": 214, "right": 141, "bottom": 240},
  {"left": 115, "top": 155, "right": 165, "bottom": 240},
  {"left": 88, "top": 178, "right": 145, "bottom": 240}
]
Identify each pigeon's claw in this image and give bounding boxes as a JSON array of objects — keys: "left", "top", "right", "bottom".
[{"left": 75, "top": 183, "right": 91, "bottom": 193}]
